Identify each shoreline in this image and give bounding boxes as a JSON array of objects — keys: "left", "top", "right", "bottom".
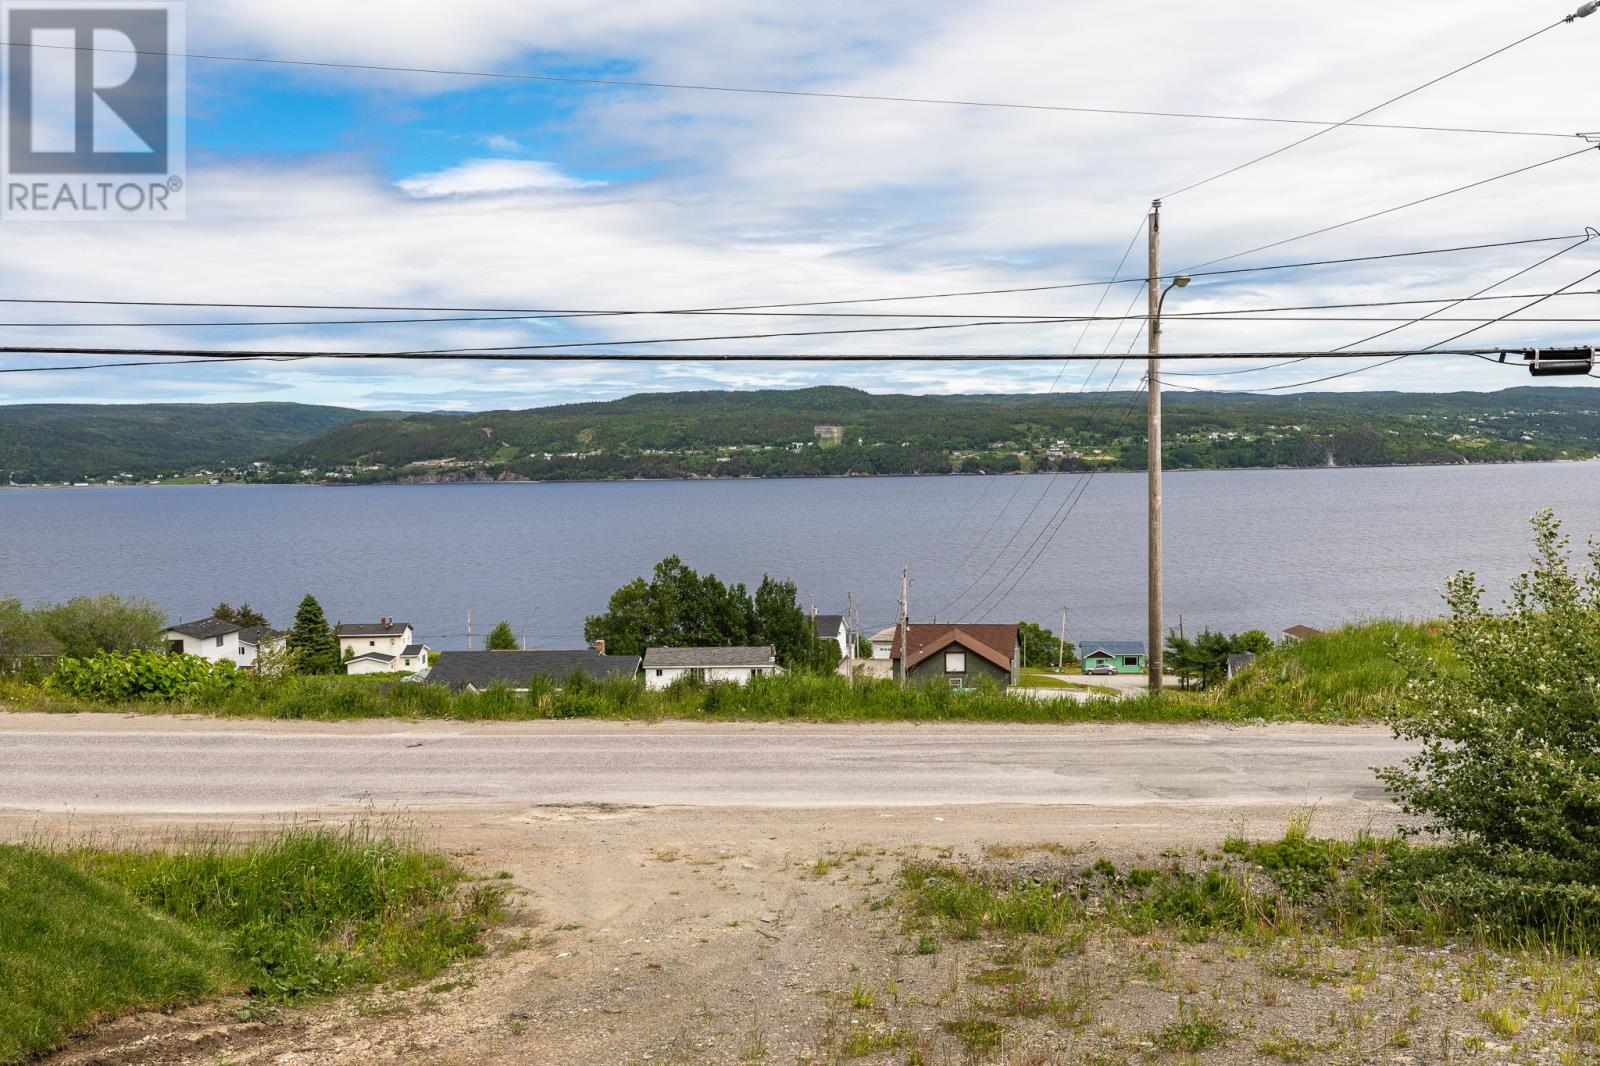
[{"left": 6, "top": 454, "right": 1596, "bottom": 490}]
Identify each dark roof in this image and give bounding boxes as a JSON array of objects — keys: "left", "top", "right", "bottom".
[
  {"left": 166, "top": 617, "right": 241, "bottom": 639},
  {"left": 337, "top": 621, "right": 413, "bottom": 637},
  {"left": 236, "top": 625, "right": 285, "bottom": 646},
  {"left": 427, "top": 650, "right": 641, "bottom": 691},
  {"left": 812, "top": 614, "right": 845, "bottom": 637},
  {"left": 1282, "top": 624, "right": 1323, "bottom": 640},
  {"left": 642, "top": 646, "right": 778, "bottom": 669},
  {"left": 1082, "top": 641, "right": 1147, "bottom": 658},
  {"left": 399, "top": 643, "right": 428, "bottom": 657},
  {"left": 347, "top": 652, "right": 395, "bottom": 664},
  {"left": 892, "top": 624, "right": 1018, "bottom": 669}
]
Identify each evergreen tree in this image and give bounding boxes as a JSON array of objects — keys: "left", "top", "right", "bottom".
[
  {"left": 286, "top": 594, "right": 338, "bottom": 674},
  {"left": 485, "top": 620, "right": 518, "bottom": 650},
  {"left": 213, "top": 601, "right": 268, "bottom": 628}
]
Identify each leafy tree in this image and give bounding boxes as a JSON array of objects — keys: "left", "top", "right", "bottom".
[
  {"left": 212, "top": 601, "right": 268, "bottom": 628},
  {"left": 1379, "top": 510, "right": 1600, "bottom": 887},
  {"left": 33, "top": 594, "right": 163, "bottom": 658},
  {"left": 753, "top": 577, "right": 837, "bottom": 671},
  {"left": 0, "top": 595, "right": 60, "bottom": 666},
  {"left": 1018, "top": 620, "right": 1073, "bottom": 669},
  {"left": 286, "top": 594, "right": 339, "bottom": 675},
  {"left": 1235, "top": 629, "right": 1273, "bottom": 655},
  {"left": 584, "top": 557, "right": 837, "bottom": 670},
  {"left": 485, "top": 621, "right": 518, "bottom": 650}
]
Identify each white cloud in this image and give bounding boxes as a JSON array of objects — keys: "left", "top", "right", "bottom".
[
  {"left": 6, "top": 0, "right": 1600, "bottom": 407},
  {"left": 476, "top": 133, "right": 525, "bottom": 153},
  {"left": 395, "top": 158, "right": 600, "bottom": 197}
]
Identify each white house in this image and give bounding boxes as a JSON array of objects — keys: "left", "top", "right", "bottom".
[
  {"left": 812, "top": 613, "right": 849, "bottom": 660},
  {"left": 337, "top": 619, "right": 414, "bottom": 662},
  {"left": 163, "top": 618, "right": 243, "bottom": 663},
  {"left": 641, "top": 646, "right": 782, "bottom": 690},
  {"left": 868, "top": 625, "right": 898, "bottom": 660},
  {"left": 345, "top": 642, "right": 432, "bottom": 676},
  {"left": 236, "top": 625, "right": 287, "bottom": 669}
]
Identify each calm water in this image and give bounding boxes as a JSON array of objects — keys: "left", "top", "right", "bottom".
[{"left": 2, "top": 465, "right": 1597, "bottom": 650}]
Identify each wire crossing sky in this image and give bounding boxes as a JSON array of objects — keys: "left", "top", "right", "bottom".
[{"left": 1, "top": 0, "right": 1598, "bottom": 407}]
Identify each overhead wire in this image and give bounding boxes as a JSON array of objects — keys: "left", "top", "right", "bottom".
[
  {"left": 0, "top": 37, "right": 1579, "bottom": 139},
  {"left": 1162, "top": 13, "right": 1582, "bottom": 199}
]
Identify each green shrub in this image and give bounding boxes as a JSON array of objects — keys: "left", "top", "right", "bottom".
[
  {"left": 49, "top": 650, "right": 242, "bottom": 702},
  {"left": 1380, "top": 511, "right": 1600, "bottom": 904}
]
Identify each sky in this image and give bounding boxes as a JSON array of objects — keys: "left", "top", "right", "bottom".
[{"left": 2, "top": 0, "right": 1599, "bottom": 411}]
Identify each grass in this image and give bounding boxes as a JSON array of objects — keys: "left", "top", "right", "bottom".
[
  {"left": 902, "top": 817, "right": 1600, "bottom": 955},
  {"left": 0, "top": 825, "right": 504, "bottom": 1064},
  {"left": 0, "top": 619, "right": 1449, "bottom": 723}
]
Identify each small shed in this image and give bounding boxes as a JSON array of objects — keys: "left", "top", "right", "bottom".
[{"left": 1081, "top": 641, "right": 1147, "bottom": 675}]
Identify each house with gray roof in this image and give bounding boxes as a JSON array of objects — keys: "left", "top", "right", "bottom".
[
  {"left": 427, "top": 650, "right": 641, "bottom": 693},
  {"left": 336, "top": 618, "right": 414, "bottom": 662},
  {"left": 163, "top": 617, "right": 244, "bottom": 663},
  {"left": 642, "top": 645, "right": 781, "bottom": 690}
]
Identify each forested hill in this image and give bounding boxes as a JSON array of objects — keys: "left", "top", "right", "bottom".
[
  {"left": 0, "top": 402, "right": 384, "bottom": 483},
  {"left": 5, "top": 387, "right": 1598, "bottom": 485},
  {"left": 276, "top": 385, "right": 1600, "bottom": 483}
]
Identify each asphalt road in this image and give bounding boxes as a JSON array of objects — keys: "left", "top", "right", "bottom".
[{"left": 0, "top": 715, "right": 1412, "bottom": 813}]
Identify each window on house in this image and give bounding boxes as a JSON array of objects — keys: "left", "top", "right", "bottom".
[
  {"left": 1122, "top": 655, "right": 1139, "bottom": 668},
  {"left": 215, "top": 635, "right": 224, "bottom": 647},
  {"left": 655, "top": 669, "right": 663, "bottom": 676},
  {"left": 369, "top": 640, "right": 375, "bottom": 647},
  {"left": 944, "top": 651, "right": 966, "bottom": 673},
  {"left": 948, "top": 677, "right": 965, "bottom": 689}
]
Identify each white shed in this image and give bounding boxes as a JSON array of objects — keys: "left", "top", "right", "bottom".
[{"left": 642, "top": 646, "right": 782, "bottom": 690}]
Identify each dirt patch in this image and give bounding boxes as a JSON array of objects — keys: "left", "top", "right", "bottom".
[{"left": 11, "top": 802, "right": 1432, "bottom": 1065}]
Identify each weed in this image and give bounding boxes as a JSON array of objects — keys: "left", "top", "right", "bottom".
[{"left": 942, "top": 1016, "right": 1005, "bottom": 1054}]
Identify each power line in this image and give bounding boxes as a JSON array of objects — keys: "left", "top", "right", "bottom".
[
  {"left": 0, "top": 38, "right": 1578, "bottom": 140},
  {"left": 1163, "top": 12, "right": 1585, "bottom": 199},
  {"left": 0, "top": 343, "right": 1573, "bottom": 366},
  {"left": 0, "top": 235, "right": 1583, "bottom": 319},
  {"left": 1183, "top": 146, "right": 1600, "bottom": 273}
]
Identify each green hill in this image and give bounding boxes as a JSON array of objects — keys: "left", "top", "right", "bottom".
[
  {"left": 0, "top": 402, "right": 385, "bottom": 482},
  {"left": 276, "top": 385, "right": 1600, "bottom": 482}
]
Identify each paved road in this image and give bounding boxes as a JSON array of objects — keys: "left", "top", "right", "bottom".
[{"left": 0, "top": 715, "right": 1412, "bottom": 813}]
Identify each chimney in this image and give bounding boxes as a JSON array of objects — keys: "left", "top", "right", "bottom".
[
  {"left": 594, "top": 639, "right": 606, "bottom": 655},
  {"left": 380, "top": 615, "right": 389, "bottom": 628}
]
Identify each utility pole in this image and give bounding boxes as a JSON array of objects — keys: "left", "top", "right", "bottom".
[
  {"left": 1146, "top": 199, "right": 1165, "bottom": 694},
  {"left": 898, "top": 567, "right": 909, "bottom": 685},
  {"left": 466, "top": 609, "right": 473, "bottom": 652},
  {"left": 1058, "top": 606, "right": 1067, "bottom": 672},
  {"left": 846, "top": 591, "right": 856, "bottom": 685}
]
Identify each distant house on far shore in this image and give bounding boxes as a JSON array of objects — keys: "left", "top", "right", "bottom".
[
  {"left": 427, "top": 649, "right": 640, "bottom": 693},
  {"left": 1281, "top": 624, "right": 1323, "bottom": 643},
  {"left": 643, "top": 646, "right": 781, "bottom": 690}
]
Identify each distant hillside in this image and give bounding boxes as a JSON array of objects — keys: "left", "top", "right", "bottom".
[
  {"left": 277, "top": 385, "right": 1600, "bottom": 483},
  {"left": 0, "top": 402, "right": 385, "bottom": 482},
  {"left": 7, "top": 387, "right": 1599, "bottom": 486}
]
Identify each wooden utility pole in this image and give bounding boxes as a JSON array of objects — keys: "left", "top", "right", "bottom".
[
  {"left": 898, "top": 567, "right": 909, "bottom": 685},
  {"left": 1058, "top": 606, "right": 1067, "bottom": 671},
  {"left": 1146, "top": 199, "right": 1165, "bottom": 693},
  {"left": 466, "top": 609, "right": 473, "bottom": 652}
]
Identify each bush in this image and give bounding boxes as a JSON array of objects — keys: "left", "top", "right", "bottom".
[
  {"left": 1380, "top": 511, "right": 1600, "bottom": 878},
  {"left": 49, "top": 650, "right": 242, "bottom": 702}
]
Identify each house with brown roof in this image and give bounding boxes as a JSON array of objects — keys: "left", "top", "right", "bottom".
[
  {"left": 1281, "top": 624, "right": 1323, "bottom": 643},
  {"left": 890, "top": 622, "right": 1020, "bottom": 690}
]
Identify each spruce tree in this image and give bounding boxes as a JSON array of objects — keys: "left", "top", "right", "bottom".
[
  {"left": 287, "top": 594, "right": 338, "bottom": 674},
  {"left": 485, "top": 620, "right": 518, "bottom": 650}
]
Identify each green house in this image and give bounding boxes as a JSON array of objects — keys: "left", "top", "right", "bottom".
[{"left": 1081, "top": 642, "right": 1147, "bottom": 675}]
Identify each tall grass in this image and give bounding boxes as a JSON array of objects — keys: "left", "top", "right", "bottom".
[{"left": 0, "top": 825, "right": 504, "bottom": 1064}]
